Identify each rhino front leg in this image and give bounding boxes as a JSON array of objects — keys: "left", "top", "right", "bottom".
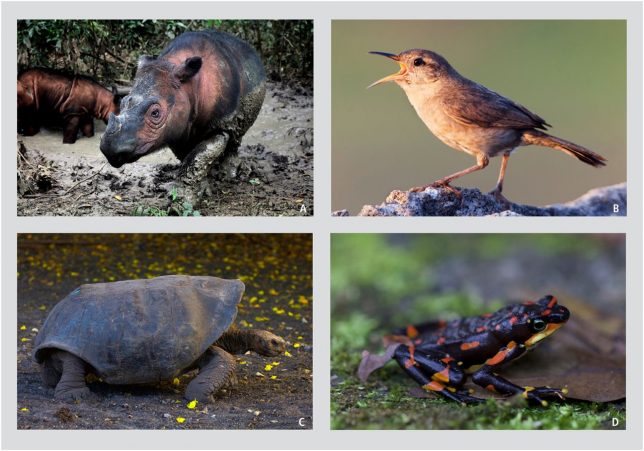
[
  {"left": 80, "top": 115, "right": 95, "bottom": 138},
  {"left": 184, "top": 345, "right": 237, "bottom": 403},
  {"left": 173, "top": 132, "right": 229, "bottom": 206},
  {"left": 62, "top": 116, "right": 80, "bottom": 144}
]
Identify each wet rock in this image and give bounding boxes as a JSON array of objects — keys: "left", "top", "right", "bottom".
[{"left": 333, "top": 183, "right": 626, "bottom": 217}]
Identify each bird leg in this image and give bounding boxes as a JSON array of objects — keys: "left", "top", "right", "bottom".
[
  {"left": 409, "top": 153, "right": 489, "bottom": 194},
  {"left": 488, "top": 153, "right": 512, "bottom": 208}
]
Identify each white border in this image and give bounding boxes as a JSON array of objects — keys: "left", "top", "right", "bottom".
[{"left": 2, "top": 2, "right": 642, "bottom": 450}]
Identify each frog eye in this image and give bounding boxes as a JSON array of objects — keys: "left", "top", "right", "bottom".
[{"left": 531, "top": 319, "right": 547, "bottom": 332}]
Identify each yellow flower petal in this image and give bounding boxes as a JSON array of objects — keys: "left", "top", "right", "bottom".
[
  {"left": 176, "top": 417, "right": 186, "bottom": 423},
  {"left": 264, "top": 364, "right": 273, "bottom": 371},
  {"left": 293, "top": 343, "right": 301, "bottom": 348},
  {"left": 19, "top": 325, "right": 27, "bottom": 331},
  {"left": 270, "top": 375, "right": 277, "bottom": 380},
  {"left": 284, "top": 351, "right": 292, "bottom": 357},
  {"left": 186, "top": 400, "right": 198, "bottom": 409},
  {"left": 172, "top": 378, "right": 181, "bottom": 385},
  {"left": 20, "top": 407, "right": 29, "bottom": 412}
]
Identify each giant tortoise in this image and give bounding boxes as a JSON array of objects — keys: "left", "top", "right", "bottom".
[{"left": 33, "top": 275, "right": 286, "bottom": 402}]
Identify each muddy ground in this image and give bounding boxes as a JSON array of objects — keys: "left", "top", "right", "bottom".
[
  {"left": 17, "top": 234, "right": 312, "bottom": 429},
  {"left": 16, "top": 81, "right": 313, "bottom": 216}
]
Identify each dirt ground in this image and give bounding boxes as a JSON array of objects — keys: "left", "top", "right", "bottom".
[
  {"left": 17, "top": 234, "right": 312, "bottom": 430},
  {"left": 16, "top": 81, "right": 313, "bottom": 216}
]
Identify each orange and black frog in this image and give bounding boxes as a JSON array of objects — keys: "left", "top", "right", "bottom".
[{"left": 381, "top": 295, "right": 570, "bottom": 406}]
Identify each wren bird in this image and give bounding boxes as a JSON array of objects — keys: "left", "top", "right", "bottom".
[{"left": 368, "top": 49, "right": 607, "bottom": 203}]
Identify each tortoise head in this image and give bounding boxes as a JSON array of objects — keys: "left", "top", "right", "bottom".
[{"left": 252, "top": 330, "right": 286, "bottom": 356}]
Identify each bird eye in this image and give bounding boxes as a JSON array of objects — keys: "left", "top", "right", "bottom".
[
  {"left": 532, "top": 319, "right": 547, "bottom": 332},
  {"left": 413, "top": 58, "right": 425, "bottom": 67}
]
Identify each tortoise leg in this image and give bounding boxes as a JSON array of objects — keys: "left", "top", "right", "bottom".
[
  {"left": 184, "top": 346, "right": 236, "bottom": 403},
  {"left": 41, "top": 357, "right": 62, "bottom": 387},
  {"left": 51, "top": 351, "right": 91, "bottom": 401}
]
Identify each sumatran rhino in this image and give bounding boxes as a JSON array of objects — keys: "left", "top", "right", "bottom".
[
  {"left": 99, "top": 30, "right": 266, "bottom": 202},
  {"left": 17, "top": 68, "right": 119, "bottom": 144}
]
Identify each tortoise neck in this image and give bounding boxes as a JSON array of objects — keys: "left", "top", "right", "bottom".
[{"left": 215, "top": 329, "right": 258, "bottom": 354}]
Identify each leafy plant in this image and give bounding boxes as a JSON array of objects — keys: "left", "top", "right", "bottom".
[
  {"left": 132, "top": 187, "right": 201, "bottom": 217},
  {"left": 18, "top": 20, "right": 313, "bottom": 87}
]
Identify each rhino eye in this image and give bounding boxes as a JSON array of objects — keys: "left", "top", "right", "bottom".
[{"left": 147, "top": 105, "right": 164, "bottom": 126}]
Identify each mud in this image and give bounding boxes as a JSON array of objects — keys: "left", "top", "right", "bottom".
[
  {"left": 16, "top": 82, "right": 313, "bottom": 216},
  {"left": 17, "top": 234, "right": 313, "bottom": 430}
]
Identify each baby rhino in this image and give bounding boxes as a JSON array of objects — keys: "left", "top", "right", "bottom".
[{"left": 33, "top": 275, "right": 285, "bottom": 403}]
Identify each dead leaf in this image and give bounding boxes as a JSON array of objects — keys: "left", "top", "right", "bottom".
[{"left": 357, "top": 344, "right": 399, "bottom": 382}]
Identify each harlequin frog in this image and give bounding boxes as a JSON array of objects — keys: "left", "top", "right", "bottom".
[{"left": 387, "top": 295, "right": 570, "bottom": 406}]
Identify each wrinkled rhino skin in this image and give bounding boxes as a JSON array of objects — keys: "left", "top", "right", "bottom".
[
  {"left": 99, "top": 30, "right": 266, "bottom": 195},
  {"left": 17, "top": 68, "right": 119, "bottom": 144}
]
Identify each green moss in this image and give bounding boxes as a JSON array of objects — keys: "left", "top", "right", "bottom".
[{"left": 331, "top": 372, "right": 626, "bottom": 430}]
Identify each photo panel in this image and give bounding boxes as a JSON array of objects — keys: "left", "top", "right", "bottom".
[
  {"left": 331, "top": 233, "right": 625, "bottom": 429},
  {"left": 332, "top": 20, "right": 626, "bottom": 216},
  {"left": 17, "top": 233, "right": 312, "bottom": 430},
  {"left": 17, "top": 20, "right": 313, "bottom": 217}
]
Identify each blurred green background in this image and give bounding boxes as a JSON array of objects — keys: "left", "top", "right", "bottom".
[
  {"left": 331, "top": 233, "right": 625, "bottom": 429},
  {"left": 332, "top": 21, "right": 626, "bottom": 212}
]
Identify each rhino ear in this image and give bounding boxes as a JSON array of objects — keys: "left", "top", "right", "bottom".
[
  {"left": 137, "top": 55, "right": 156, "bottom": 70},
  {"left": 174, "top": 57, "right": 202, "bottom": 83}
]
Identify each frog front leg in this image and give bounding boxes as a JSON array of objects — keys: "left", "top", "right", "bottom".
[
  {"left": 393, "top": 345, "right": 483, "bottom": 405},
  {"left": 470, "top": 341, "right": 567, "bottom": 406}
]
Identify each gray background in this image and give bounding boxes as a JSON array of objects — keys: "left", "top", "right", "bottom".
[{"left": 2, "top": 1, "right": 642, "bottom": 450}]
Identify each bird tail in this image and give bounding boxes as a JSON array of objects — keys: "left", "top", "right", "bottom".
[{"left": 522, "top": 130, "right": 607, "bottom": 167}]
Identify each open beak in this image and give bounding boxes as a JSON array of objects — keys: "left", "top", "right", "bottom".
[{"left": 368, "top": 51, "right": 408, "bottom": 88}]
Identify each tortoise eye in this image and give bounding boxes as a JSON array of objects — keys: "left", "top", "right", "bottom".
[
  {"left": 531, "top": 319, "right": 547, "bottom": 332},
  {"left": 150, "top": 108, "right": 160, "bottom": 119},
  {"left": 413, "top": 58, "right": 425, "bottom": 67}
]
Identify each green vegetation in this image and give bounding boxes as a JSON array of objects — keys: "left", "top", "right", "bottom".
[
  {"left": 18, "top": 20, "right": 313, "bottom": 87},
  {"left": 133, "top": 187, "right": 201, "bottom": 217},
  {"left": 331, "top": 234, "right": 625, "bottom": 429}
]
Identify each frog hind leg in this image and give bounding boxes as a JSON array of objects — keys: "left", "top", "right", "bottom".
[
  {"left": 393, "top": 345, "right": 483, "bottom": 405},
  {"left": 471, "top": 341, "right": 567, "bottom": 406}
]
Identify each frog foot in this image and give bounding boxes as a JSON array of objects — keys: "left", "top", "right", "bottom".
[
  {"left": 424, "top": 384, "right": 484, "bottom": 406},
  {"left": 521, "top": 386, "right": 567, "bottom": 406}
]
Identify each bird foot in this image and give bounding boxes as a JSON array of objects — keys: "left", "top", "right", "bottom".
[
  {"left": 488, "top": 188, "right": 512, "bottom": 210},
  {"left": 410, "top": 182, "right": 462, "bottom": 198}
]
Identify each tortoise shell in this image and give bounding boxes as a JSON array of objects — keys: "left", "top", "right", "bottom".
[{"left": 33, "top": 275, "right": 244, "bottom": 384}]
